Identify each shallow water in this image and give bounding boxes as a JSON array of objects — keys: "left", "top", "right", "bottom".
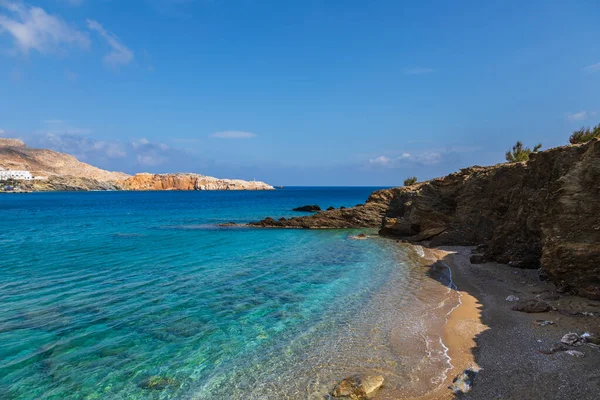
[{"left": 0, "top": 188, "right": 455, "bottom": 399}]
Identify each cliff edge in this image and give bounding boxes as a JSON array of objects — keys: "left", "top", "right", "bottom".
[
  {"left": 251, "top": 139, "right": 600, "bottom": 299},
  {"left": 119, "top": 173, "right": 274, "bottom": 191}
]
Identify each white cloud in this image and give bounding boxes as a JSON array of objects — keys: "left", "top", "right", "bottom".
[
  {"left": 566, "top": 111, "right": 596, "bottom": 122},
  {"left": 583, "top": 62, "right": 600, "bottom": 73},
  {"left": 369, "top": 151, "right": 442, "bottom": 168},
  {"left": 403, "top": 67, "right": 435, "bottom": 75},
  {"left": 86, "top": 19, "right": 133, "bottom": 69},
  {"left": 0, "top": 128, "right": 5, "bottom": 135},
  {"left": 0, "top": 1, "right": 89, "bottom": 54},
  {"left": 369, "top": 156, "right": 391, "bottom": 166},
  {"left": 210, "top": 130, "right": 257, "bottom": 139}
]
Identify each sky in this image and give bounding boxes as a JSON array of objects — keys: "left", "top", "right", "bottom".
[{"left": 1, "top": 0, "right": 599, "bottom": 186}]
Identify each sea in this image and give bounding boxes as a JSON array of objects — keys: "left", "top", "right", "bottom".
[{"left": 0, "top": 187, "right": 458, "bottom": 399}]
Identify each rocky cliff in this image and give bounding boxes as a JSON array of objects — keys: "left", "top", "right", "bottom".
[
  {"left": 252, "top": 139, "right": 600, "bottom": 299},
  {"left": 118, "top": 173, "right": 274, "bottom": 191}
]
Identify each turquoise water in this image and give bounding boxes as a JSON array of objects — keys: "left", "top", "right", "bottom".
[{"left": 0, "top": 188, "right": 449, "bottom": 399}]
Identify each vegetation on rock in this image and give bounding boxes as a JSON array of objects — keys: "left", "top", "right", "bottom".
[
  {"left": 569, "top": 123, "right": 600, "bottom": 144},
  {"left": 403, "top": 176, "right": 418, "bottom": 186},
  {"left": 505, "top": 141, "right": 541, "bottom": 162}
]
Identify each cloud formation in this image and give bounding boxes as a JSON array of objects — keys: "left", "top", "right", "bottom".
[
  {"left": 87, "top": 19, "right": 134, "bottom": 68},
  {"left": 210, "top": 130, "right": 257, "bottom": 139},
  {"left": 566, "top": 111, "right": 596, "bottom": 122},
  {"left": 0, "top": 1, "right": 90, "bottom": 54},
  {"left": 403, "top": 67, "right": 435, "bottom": 75},
  {"left": 369, "top": 151, "right": 442, "bottom": 167},
  {"left": 583, "top": 62, "right": 600, "bottom": 73}
]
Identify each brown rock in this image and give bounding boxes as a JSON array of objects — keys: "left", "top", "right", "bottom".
[
  {"left": 331, "top": 375, "right": 384, "bottom": 399},
  {"left": 119, "top": 173, "right": 273, "bottom": 191},
  {"left": 512, "top": 299, "right": 553, "bottom": 313}
]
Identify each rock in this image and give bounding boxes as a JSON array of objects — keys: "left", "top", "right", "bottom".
[
  {"left": 218, "top": 222, "right": 238, "bottom": 227},
  {"left": 327, "top": 206, "right": 335, "bottom": 211},
  {"left": 292, "top": 205, "right": 321, "bottom": 212},
  {"left": 561, "top": 333, "right": 584, "bottom": 347},
  {"left": 566, "top": 350, "right": 585, "bottom": 358},
  {"left": 506, "top": 295, "right": 520, "bottom": 302},
  {"left": 449, "top": 368, "right": 478, "bottom": 394},
  {"left": 533, "top": 319, "right": 554, "bottom": 326},
  {"left": 340, "top": 206, "right": 347, "bottom": 209},
  {"left": 331, "top": 375, "right": 384, "bottom": 399},
  {"left": 582, "top": 333, "right": 600, "bottom": 346},
  {"left": 349, "top": 233, "right": 368, "bottom": 240},
  {"left": 540, "top": 343, "right": 569, "bottom": 354},
  {"left": 470, "top": 253, "right": 486, "bottom": 264},
  {"left": 512, "top": 299, "right": 553, "bottom": 313},
  {"left": 278, "top": 217, "right": 287, "bottom": 222},
  {"left": 138, "top": 376, "right": 181, "bottom": 390}
]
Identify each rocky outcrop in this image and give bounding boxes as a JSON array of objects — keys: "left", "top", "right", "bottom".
[
  {"left": 293, "top": 204, "right": 321, "bottom": 212},
  {"left": 119, "top": 173, "right": 274, "bottom": 191},
  {"left": 250, "top": 190, "right": 393, "bottom": 229},
  {"left": 250, "top": 139, "right": 600, "bottom": 299},
  {"left": 18, "top": 176, "right": 121, "bottom": 192}
]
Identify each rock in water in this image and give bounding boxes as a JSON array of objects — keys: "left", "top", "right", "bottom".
[
  {"left": 349, "top": 233, "right": 368, "bottom": 240},
  {"left": 138, "top": 376, "right": 181, "bottom": 390},
  {"left": 292, "top": 205, "right": 321, "bottom": 212},
  {"left": 449, "top": 368, "right": 478, "bottom": 394},
  {"left": 331, "top": 375, "right": 384, "bottom": 399},
  {"left": 511, "top": 299, "right": 552, "bottom": 313}
]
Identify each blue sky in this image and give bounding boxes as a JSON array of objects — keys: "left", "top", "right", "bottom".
[{"left": 1, "top": 0, "right": 599, "bottom": 186}]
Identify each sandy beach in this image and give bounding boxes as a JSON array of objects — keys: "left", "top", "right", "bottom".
[{"left": 403, "top": 245, "right": 600, "bottom": 400}]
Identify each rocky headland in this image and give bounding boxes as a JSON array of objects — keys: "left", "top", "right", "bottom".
[
  {"left": 119, "top": 173, "right": 273, "bottom": 191},
  {"left": 250, "top": 139, "right": 600, "bottom": 299},
  {"left": 0, "top": 138, "right": 273, "bottom": 192}
]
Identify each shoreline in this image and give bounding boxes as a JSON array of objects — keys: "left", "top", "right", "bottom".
[{"left": 399, "top": 244, "right": 600, "bottom": 400}]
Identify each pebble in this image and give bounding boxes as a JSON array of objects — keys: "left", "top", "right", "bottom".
[
  {"left": 506, "top": 295, "right": 520, "bottom": 302},
  {"left": 561, "top": 333, "right": 584, "bottom": 347},
  {"left": 566, "top": 350, "right": 585, "bottom": 358}
]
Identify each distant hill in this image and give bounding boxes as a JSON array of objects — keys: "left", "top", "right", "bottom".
[
  {"left": 0, "top": 138, "right": 273, "bottom": 192},
  {"left": 0, "top": 138, "right": 129, "bottom": 182}
]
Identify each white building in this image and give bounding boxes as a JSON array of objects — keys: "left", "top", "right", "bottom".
[{"left": 0, "top": 170, "right": 33, "bottom": 180}]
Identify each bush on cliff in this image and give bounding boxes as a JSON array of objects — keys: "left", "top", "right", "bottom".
[
  {"left": 403, "top": 177, "right": 418, "bottom": 186},
  {"left": 505, "top": 141, "right": 542, "bottom": 162},
  {"left": 569, "top": 124, "right": 600, "bottom": 144}
]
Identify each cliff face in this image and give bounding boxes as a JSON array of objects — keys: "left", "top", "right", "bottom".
[
  {"left": 252, "top": 139, "right": 600, "bottom": 299},
  {"left": 119, "top": 173, "right": 274, "bottom": 191}
]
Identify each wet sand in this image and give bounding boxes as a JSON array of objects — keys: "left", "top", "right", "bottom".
[{"left": 421, "top": 246, "right": 600, "bottom": 400}]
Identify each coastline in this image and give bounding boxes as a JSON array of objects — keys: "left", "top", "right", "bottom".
[{"left": 400, "top": 244, "right": 600, "bottom": 400}]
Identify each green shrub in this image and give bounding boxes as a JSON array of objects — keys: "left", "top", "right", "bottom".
[
  {"left": 403, "top": 176, "right": 418, "bottom": 186},
  {"left": 569, "top": 124, "right": 600, "bottom": 144},
  {"left": 505, "top": 141, "right": 541, "bottom": 162}
]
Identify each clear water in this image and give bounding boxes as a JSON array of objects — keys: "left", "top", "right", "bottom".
[{"left": 0, "top": 188, "right": 453, "bottom": 399}]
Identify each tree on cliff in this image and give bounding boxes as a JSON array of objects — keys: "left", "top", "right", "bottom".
[
  {"left": 403, "top": 177, "right": 418, "bottom": 186},
  {"left": 569, "top": 124, "right": 600, "bottom": 144},
  {"left": 505, "top": 141, "right": 542, "bottom": 162}
]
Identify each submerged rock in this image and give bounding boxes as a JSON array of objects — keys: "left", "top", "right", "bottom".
[
  {"left": 331, "top": 375, "right": 384, "bottom": 399},
  {"left": 512, "top": 299, "right": 552, "bottom": 313},
  {"left": 349, "top": 233, "right": 368, "bottom": 240},
  {"left": 293, "top": 205, "right": 321, "bottom": 212},
  {"left": 138, "top": 376, "right": 181, "bottom": 390}
]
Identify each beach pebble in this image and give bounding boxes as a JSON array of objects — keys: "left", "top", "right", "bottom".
[
  {"left": 566, "top": 350, "right": 585, "bottom": 358},
  {"left": 449, "top": 368, "right": 478, "bottom": 394},
  {"left": 534, "top": 320, "right": 554, "bottom": 327},
  {"left": 561, "top": 333, "right": 584, "bottom": 347},
  {"left": 506, "top": 295, "right": 520, "bottom": 302},
  {"left": 331, "top": 375, "right": 384, "bottom": 399},
  {"left": 582, "top": 332, "right": 600, "bottom": 346}
]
